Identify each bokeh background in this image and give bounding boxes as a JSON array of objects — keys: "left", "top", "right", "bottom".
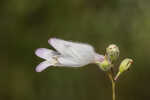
[{"left": 1, "top": 0, "right": 150, "bottom": 100}]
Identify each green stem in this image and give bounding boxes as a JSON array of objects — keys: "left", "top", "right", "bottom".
[
  {"left": 107, "top": 72, "right": 116, "bottom": 100},
  {"left": 112, "top": 80, "right": 115, "bottom": 100}
]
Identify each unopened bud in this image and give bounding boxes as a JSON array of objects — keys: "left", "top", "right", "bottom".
[
  {"left": 115, "top": 58, "right": 133, "bottom": 80},
  {"left": 106, "top": 44, "right": 119, "bottom": 63}
]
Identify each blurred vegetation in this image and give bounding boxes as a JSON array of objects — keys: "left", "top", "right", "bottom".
[{"left": 1, "top": 0, "right": 150, "bottom": 100}]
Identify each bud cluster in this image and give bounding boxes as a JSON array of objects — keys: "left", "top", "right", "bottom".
[{"left": 97, "top": 44, "right": 133, "bottom": 81}]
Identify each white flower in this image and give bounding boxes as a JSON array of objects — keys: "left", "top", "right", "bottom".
[{"left": 35, "top": 38, "right": 104, "bottom": 72}]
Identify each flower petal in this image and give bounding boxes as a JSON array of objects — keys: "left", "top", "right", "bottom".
[
  {"left": 57, "top": 56, "right": 83, "bottom": 67},
  {"left": 48, "top": 38, "right": 95, "bottom": 64},
  {"left": 35, "top": 48, "right": 59, "bottom": 60},
  {"left": 35, "top": 61, "right": 52, "bottom": 72}
]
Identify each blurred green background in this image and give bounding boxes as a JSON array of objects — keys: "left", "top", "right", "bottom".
[{"left": 1, "top": 0, "right": 150, "bottom": 100}]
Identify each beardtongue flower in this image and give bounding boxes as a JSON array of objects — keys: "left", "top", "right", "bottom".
[{"left": 35, "top": 38, "right": 105, "bottom": 72}]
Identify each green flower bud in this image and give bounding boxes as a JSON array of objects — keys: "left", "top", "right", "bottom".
[
  {"left": 106, "top": 44, "right": 119, "bottom": 63},
  {"left": 97, "top": 57, "right": 112, "bottom": 71},
  {"left": 115, "top": 58, "right": 133, "bottom": 80}
]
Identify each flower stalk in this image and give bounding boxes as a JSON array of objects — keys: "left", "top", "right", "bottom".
[
  {"left": 112, "top": 80, "right": 116, "bottom": 100},
  {"left": 107, "top": 71, "right": 116, "bottom": 100}
]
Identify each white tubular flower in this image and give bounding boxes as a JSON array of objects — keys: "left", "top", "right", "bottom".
[{"left": 35, "top": 38, "right": 104, "bottom": 72}]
